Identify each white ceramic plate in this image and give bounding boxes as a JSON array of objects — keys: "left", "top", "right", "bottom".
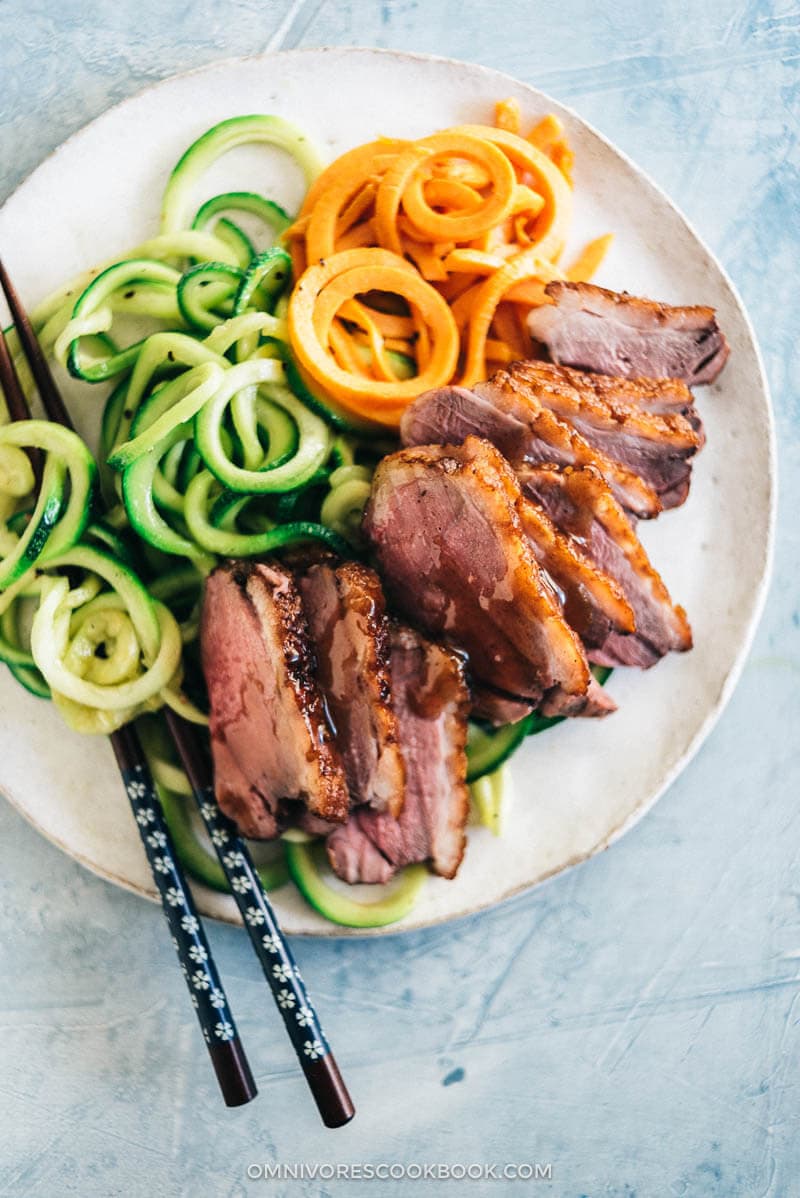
[{"left": 0, "top": 48, "right": 775, "bottom": 935}]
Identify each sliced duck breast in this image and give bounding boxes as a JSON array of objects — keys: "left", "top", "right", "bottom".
[
  {"left": 201, "top": 560, "right": 349, "bottom": 838},
  {"left": 364, "top": 436, "right": 591, "bottom": 707},
  {"left": 503, "top": 360, "right": 701, "bottom": 510},
  {"left": 401, "top": 376, "right": 661, "bottom": 518},
  {"left": 518, "top": 496, "right": 634, "bottom": 648},
  {"left": 528, "top": 280, "right": 729, "bottom": 385},
  {"left": 298, "top": 558, "right": 405, "bottom": 817},
  {"left": 519, "top": 464, "right": 692, "bottom": 666},
  {"left": 327, "top": 623, "right": 470, "bottom": 883}
]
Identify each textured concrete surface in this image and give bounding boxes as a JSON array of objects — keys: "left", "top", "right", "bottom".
[{"left": 1, "top": 3, "right": 798, "bottom": 1195}]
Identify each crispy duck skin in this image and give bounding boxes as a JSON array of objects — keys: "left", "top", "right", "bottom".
[
  {"left": 528, "top": 281, "right": 730, "bottom": 385},
  {"left": 504, "top": 360, "right": 701, "bottom": 509},
  {"left": 519, "top": 496, "right": 635, "bottom": 647},
  {"left": 298, "top": 558, "right": 405, "bottom": 817},
  {"left": 557, "top": 360, "right": 707, "bottom": 450},
  {"left": 326, "top": 623, "right": 470, "bottom": 884},
  {"left": 401, "top": 376, "right": 662, "bottom": 519},
  {"left": 519, "top": 464, "right": 693, "bottom": 666},
  {"left": 471, "top": 673, "right": 616, "bottom": 724},
  {"left": 560, "top": 362, "right": 697, "bottom": 416},
  {"left": 201, "top": 560, "right": 349, "bottom": 838},
  {"left": 363, "top": 436, "right": 591, "bottom": 708}
]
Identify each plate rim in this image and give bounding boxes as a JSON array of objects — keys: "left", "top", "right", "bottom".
[{"left": 0, "top": 45, "right": 777, "bottom": 937}]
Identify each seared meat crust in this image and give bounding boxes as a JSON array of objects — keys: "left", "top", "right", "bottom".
[
  {"left": 202, "top": 560, "right": 349, "bottom": 838},
  {"left": 298, "top": 559, "right": 405, "bottom": 816}
]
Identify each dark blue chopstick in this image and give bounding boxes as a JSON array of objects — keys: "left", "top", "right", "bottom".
[
  {"left": 166, "top": 712, "right": 354, "bottom": 1127},
  {"left": 1, "top": 255, "right": 353, "bottom": 1126},
  {"left": 0, "top": 259, "right": 257, "bottom": 1109},
  {"left": 112, "top": 725, "right": 256, "bottom": 1105}
]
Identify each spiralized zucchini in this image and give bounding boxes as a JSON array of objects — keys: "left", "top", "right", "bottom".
[
  {"left": 28, "top": 545, "right": 187, "bottom": 734},
  {"left": 0, "top": 421, "right": 97, "bottom": 587},
  {"left": 470, "top": 763, "right": 513, "bottom": 836},
  {"left": 320, "top": 464, "right": 373, "bottom": 543}
]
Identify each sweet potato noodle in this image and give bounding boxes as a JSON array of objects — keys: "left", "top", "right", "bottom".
[{"left": 285, "top": 103, "right": 610, "bottom": 426}]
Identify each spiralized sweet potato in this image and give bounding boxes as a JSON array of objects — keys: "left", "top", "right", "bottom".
[{"left": 284, "top": 102, "right": 612, "bottom": 426}]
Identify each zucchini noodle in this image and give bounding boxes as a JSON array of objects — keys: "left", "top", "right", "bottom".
[
  {"left": 470, "top": 763, "right": 513, "bottom": 836},
  {"left": 27, "top": 546, "right": 184, "bottom": 734},
  {"left": 0, "top": 421, "right": 97, "bottom": 587},
  {"left": 31, "top": 592, "right": 181, "bottom": 713},
  {"left": 319, "top": 464, "right": 373, "bottom": 542}
]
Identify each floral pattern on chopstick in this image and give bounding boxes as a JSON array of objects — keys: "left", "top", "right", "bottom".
[
  {"left": 123, "top": 765, "right": 240, "bottom": 1046},
  {"left": 191, "top": 785, "right": 332, "bottom": 1065}
]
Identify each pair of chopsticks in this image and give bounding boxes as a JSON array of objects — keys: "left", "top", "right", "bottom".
[{"left": 0, "top": 260, "right": 354, "bottom": 1127}]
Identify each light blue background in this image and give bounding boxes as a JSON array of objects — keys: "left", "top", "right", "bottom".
[{"left": 1, "top": 4, "right": 798, "bottom": 1195}]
